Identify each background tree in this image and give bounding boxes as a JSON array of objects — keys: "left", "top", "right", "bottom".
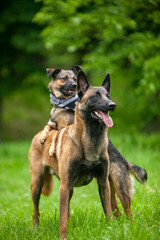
[
  {"left": 0, "top": 0, "right": 47, "bottom": 141},
  {"left": 35, "top": 0, "right": 160, "bottom": 132}
]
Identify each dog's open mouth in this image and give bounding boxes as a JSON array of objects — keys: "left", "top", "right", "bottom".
[
  {"left": 68, "top": 90, "right": 76, "bottom": 94},
  {"left": 92, "top": 110, "right": 113, "bottom": 127},
  {"left": 61, "top": 89, "right": 76, "bottom": 96}
]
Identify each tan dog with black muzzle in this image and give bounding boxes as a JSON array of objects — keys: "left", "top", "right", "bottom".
[{"left": 29, "top": 71, "right": 116, "bottom": 239}]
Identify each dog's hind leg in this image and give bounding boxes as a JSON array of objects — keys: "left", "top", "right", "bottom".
[
  {"left": 31, "top": 173, "right": 44, "bottom": 226},
  {"left": 110, "top": 169, "right": 133, "bottom": 218},
  {"left": 109, "top": 176, "right": 122, "bottom": 217}
]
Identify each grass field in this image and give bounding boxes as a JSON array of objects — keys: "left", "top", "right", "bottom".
[{"left": 0, "top": 133, "right": 160, "bottom": 240}]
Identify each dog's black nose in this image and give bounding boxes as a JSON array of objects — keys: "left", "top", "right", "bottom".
[
  {"left": 108, "top": 101, "right": 116, "bottom": 111},
  {"left": 72, "top": 83, "right": 77, "bottom": 88}
]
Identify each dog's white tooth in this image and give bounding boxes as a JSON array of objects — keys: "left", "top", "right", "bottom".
[
  {"left": 94, "top": 110, "right": 103, "bottom": 120},
  {"left": 94, "top": 111, "right": 97, "bottom": 116},
  {"left": 94, "top": 110, "right": 101, "bottom": 119}
]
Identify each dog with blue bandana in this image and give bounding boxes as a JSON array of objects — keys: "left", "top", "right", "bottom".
[{"left": 40, "top": 65, "right": 82, "bottom": 144}]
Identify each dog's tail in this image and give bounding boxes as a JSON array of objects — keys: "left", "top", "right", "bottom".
[
  {"left": 128, "top": 162, "right": 147, "bottom": 184},
  {"left": 41, "top": 171, "right": 54, "bottom": 196}
]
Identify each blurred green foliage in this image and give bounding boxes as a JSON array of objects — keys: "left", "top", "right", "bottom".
[
  {"left": 0, "top": 0, "right": 160, "bottom": 141},
  {"left": 0, "top": 0, "right": 45, "bottom": 95},
  {"left": 34, "top": 0, "right": 160, "bottom": 131},
  {"left": 0, "top": 0, "right": 48, "bottom": 141}
]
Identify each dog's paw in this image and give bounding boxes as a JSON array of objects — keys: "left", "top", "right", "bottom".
[
  {"left": 40, "top": 138, "right": 46, "bottom": 145},
  {"left": 112, "top": 209, "right": 122, "bottom": 218}
]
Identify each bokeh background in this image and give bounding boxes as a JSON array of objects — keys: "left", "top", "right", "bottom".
[{"left": 0, "top": 0, "right": 160, "bottom": 142}]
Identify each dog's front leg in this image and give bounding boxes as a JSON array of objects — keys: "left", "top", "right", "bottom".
[
  {"left": 59, "top": 183, "right": 70, "bottom": 240},
  {"left": 40, "top": 125, "right": 53, "bottom": 144},
  {"left": 31, "top": 173, "right": 44, "bottom": 226},
  {"left": 97, "top": 175, "right": 112, "bottom": 218}
]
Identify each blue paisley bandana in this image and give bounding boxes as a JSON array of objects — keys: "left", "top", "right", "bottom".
[{"left": 50, "top": 93, "right": 79, "bottom": 111}]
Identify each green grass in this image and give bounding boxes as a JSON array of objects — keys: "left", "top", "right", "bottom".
[{"left": 0, "top": 133, "right": 160, "bottom": 240}]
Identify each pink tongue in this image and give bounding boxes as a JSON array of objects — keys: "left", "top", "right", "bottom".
[{"left": 97, "top": 111, "right": 113, "bottom": 128}]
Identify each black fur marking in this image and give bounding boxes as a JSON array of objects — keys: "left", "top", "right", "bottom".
[
  {"left": 80, "top": 103, "right": 107, "bottom": 142},
  {"left": 108, "top": 138, "right": 129, "bottom": 170},
  {"left": 79, "top": 98, "right": 108, "bottom": 141},
  {"left": 86, "top": 121, "right": 106, "bottom": 143},
  {"left": 68, "top": 159, "right": 108, "bottom": 188}
]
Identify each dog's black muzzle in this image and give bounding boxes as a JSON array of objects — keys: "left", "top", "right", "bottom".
[
  {"left": 60, "top": 81, "right": 77, "bottom": 96},
  {"left": 66, "top": 81, "right": 77, "bottom": 91}
]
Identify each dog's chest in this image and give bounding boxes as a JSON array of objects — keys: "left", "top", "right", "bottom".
[{"left": 69, "top": 160, "right": 107, "bottom": 187}]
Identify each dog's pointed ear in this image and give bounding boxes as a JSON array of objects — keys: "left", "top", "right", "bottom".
[
  {"left": 77, "top": 71, "right": 90, "bottom": 99},
  {"left": 101, "top": 73, "right": 111, "bottom": 94},
  {"left": 71, "top": 65, "right": 83, "bottom": 77},
  {"left": 46, "top": 68, "right": 61, "bottom": 78}
]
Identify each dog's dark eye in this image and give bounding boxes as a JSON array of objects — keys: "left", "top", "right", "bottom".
[
  {"left": 62, "top": 76, "right": 68, "bottom": 80},
  {"left": 95, "top": 92, "right": 101, "bottom": 98}
]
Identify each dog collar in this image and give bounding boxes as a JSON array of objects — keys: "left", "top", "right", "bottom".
[{"left": 50, "top": 92, "right": 78, "bottom": 111}]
